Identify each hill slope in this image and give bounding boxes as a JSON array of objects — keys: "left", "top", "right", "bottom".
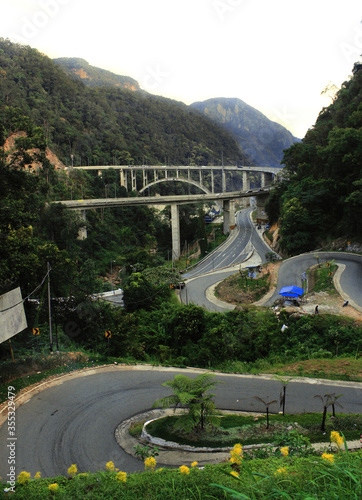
[
  {"left": 191, "top": 97, "right": 300, "bottom": 167},
  {"left": 0, "top": 40, "right": 246, "bottom": 167},
  {"left": 53, "top": 57, "right": 140, "bottom": 91},
  {"left": 266, "top": 62, "right": 362, "bottom": 254}
]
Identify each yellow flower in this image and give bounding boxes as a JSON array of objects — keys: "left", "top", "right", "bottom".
[
  {"left": 322, "top": 453, "right": 335, "bottom": 463},
  {"left": 275, "top": 467, "right": 287, "bottom": 476},
  {"left": 179, "top": 465, "right": 190, "bottom": 475},
  {"left": 280, "top": 446, "right": 289, "bottom": 457},
  {"left": 48, "top": 483, "right": 59, "bottom": 493},
  {"left": 191, "top": 461, "right": 198, "bottom": 468},
  {"left": 105, "top": 461, "right": 115, "bottom": 471},
  {"left": 232, "top": 443, "right": 243, "bottom": 454},
  {"left": 67, "top": 464, "right": 77, "bottom": 477},
  {"left": 230, "top": 443, "right": 243, "bottom": 464},
  {"left": 144, "top": 456, "right": 157, "bottom": 471},
  {"left": 116, "top": 471, "right": 127, "bottom": 482},
  {"left": 17, "top": 471, "right": 31, "bottom": 485},
  {"left": 330, "top": 431, "right": 344, "bottom": 449},
  {"left": 230, "top": 471, "right": 240, "bottom": 478},
  {"left": 34, "top": 472, "right": 41, "bottom": 479}
]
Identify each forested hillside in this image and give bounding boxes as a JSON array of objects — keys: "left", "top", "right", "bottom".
[
  {"left": 266, "top": 62, "right": 362, "bottom": 255},
  {"left": 191, "top": 97, "right": 300, "bottom": 168},
  {"left": 53, "top": 57, "right": 141, "bottom": 91},
  {"left": 0, "top": 39, "right": 247, "bottom": 167}
]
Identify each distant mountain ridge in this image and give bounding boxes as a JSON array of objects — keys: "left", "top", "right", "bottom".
[
  {"left": 53, "top": 59, "right": 299, "bottom": 167},
  {"left": 53, "top": 57, "right": 141, "bottom": 91},
  {"left": 191, "top": 98, "right": 300, "bottom": 168}
]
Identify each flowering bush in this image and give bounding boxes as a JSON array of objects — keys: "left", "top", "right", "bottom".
[
  {"left": 144, "top": 456, "right": 157, "bottom": 471},
  {"left": 322, "top": 453, "right": 335, "bottom": 463},
  {"left": 179, "top": 466, "right": 190, "bottom": 475},
  {"left": 17, "top": 471, "right": 31, "bottom": 485},
  {"left": 48, "top": 483, "right": 59, "bottom": 493},
  {"left": 105, "top": 461, "right": 115, "bottom": 472},
  {"left": 230, "top": 443, "right": 243, "bottom": 465},
  {"left": 280, "top": 446, "right": 289, "bottom": 457},
  {"left": 330, "top": 431, "right": 344, "bottom": 449},
  {"left": 275, "top": 467, "right": 287, "bottom": 476},
  {"left": 68, "top": 464, "right": 77, "bottom": 477},
  {"left": 116, "top": 471, "right": 127, "bottom": 482}
]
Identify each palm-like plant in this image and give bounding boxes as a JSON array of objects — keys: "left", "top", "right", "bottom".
[
  {"left": 253, "top": 396, "right": 277, "bottom": 429},
  {"left": 153, "top": 373, "right": 221, "bottom": 433},
  {"left": 314, "top": 392, "right": 342, "bottom": 431}
]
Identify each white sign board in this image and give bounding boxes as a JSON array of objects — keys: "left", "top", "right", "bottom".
[{"left": 0, "top": 287, "right": 28, "bottom": 343}]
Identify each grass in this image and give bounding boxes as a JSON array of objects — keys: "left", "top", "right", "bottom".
[
  {"left": 1, "top": 352, "right": 361, "bottom": 406},
  {"left": 310, "top": 262, "right": 338, "bottom": 293},
  {"left": 1, "top": 450, "right": 361, "bottom": 499},
  {"left": 144, "top": 413, "right": 362, "bottom": 448}
]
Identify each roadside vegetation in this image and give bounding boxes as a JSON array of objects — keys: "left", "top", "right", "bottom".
[{"left": 1, "top": 435, "right": 361, "bottom": 499}]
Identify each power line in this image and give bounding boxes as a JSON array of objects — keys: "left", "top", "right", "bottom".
[{"left": 0, "top": 266, "right": 51, "bottom": 313}]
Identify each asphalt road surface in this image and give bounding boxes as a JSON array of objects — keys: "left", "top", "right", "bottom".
[
  {"left": 1, "top": 366, "right": 361, "bottom": 479},
  {"left": 180, "top": 208, "right": 274, "bottom": 311},
  {"left": 264, "top": 252, "right": 362, "bottom": 309}
]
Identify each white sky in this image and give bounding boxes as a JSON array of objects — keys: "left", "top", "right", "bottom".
[{"left": 1, "top": 0, "right": 361, "bottom": 138}]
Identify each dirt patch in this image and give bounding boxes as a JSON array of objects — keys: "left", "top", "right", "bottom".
[
  {"left": 267, "top": 358, "right": 362, "bottom": 380},
  {"left": 215, "top": 262, "right": 280, "bottom": 306}
]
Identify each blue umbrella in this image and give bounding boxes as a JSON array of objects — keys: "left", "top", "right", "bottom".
[{"left": 279, "top": 285, "right": 304, "bottom": 298}]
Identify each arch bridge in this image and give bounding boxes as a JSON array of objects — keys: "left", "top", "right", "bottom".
[{"left": 63, "top": 165, "right": 280, "bottom": 261}]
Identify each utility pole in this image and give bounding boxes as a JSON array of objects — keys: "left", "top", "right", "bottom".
[{"left": 47, "top": 262, "right": 53, "bottom": 353}]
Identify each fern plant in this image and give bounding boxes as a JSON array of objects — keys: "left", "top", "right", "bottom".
[{"left": 152, "top": 373, "right": 221, "bottom": 433}]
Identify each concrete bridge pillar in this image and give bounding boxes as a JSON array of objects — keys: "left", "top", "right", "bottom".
[
  {"left": 211, "top": 169, "right": 214, "bottom": 193},
  {"left": 120, "top": 169, "right": 128, "bottom": 191},
  {"left": 154, "top": 170, "right": 158, "bottom": 182},
  {"left": 199, "top": 169, "right": 202, "bottom": 186},
  {"left": 223, "top": 199, "right": 236, "bottom": 234},
  {"left": 77, "top": 210, "right": 87, "bottom": 240},
  {"left": 143, "top": 169, "right": 147, "bottom": 189},
  {"left": 222, "top": 168, "right": 226, "bottom": 192},
  {"left": 256, "top": 193, "right": 269, "bottom": 223},
  {"left": 131, "top": 169, "right": 137, "bottom": 191},
  {"left": 171, "top": 204, "right": 181, "bottom": 261},
  {"left": 242, "top": 171, "right": 251, "bottom": 190},
  {"left": 261, "top": 172, "right": 273, "bottom": 188}
]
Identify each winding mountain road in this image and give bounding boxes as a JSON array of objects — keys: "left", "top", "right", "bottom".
[
  {"left": 181, "top": 208, "right": 362, "bottom": 313},
  {"left": 0, "top": 365, "right": 361, "bottom": 479}
]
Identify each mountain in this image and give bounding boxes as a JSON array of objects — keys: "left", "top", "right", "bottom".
[
  {"left": 53, "top": 57, "right": 141, "bottom": 91},
  {"left": 0, "top": 40, "right": 246, "bottom": 167},
  {"left": 191, "top": 98, "right": 300, "bottom": 168}
]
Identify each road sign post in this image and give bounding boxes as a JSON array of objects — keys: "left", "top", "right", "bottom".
[{"left": 105, "top": 330, "right": 111, "bottom": 356}]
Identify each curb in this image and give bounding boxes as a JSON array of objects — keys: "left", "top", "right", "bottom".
[{"left": 114, "top": 409, "right": 362, "bottom": 467}]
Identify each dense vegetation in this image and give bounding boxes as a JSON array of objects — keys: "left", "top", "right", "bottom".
[
  {"left": 0, "top": 39, "right": 246, "bottom": 167},
  {"left": 266, "top": 62, "right": 362, "bottom": 255},
  {"left": 2, "top": 448, "right": 362, "bottom": 500},
  {"left": 192, "top": 97, "right": 300, "bottom": 168},
  {"left": 53, "top": 57, "right": 141, "bottom": 90}
]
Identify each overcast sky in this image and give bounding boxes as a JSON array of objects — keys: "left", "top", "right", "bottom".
[{"left": 1, "top": 0, "right": 361, "bottom": 138}]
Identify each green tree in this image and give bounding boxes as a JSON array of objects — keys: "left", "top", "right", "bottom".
[{"left": 153, "top": 373, "right": 220, "bottom": 433}]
